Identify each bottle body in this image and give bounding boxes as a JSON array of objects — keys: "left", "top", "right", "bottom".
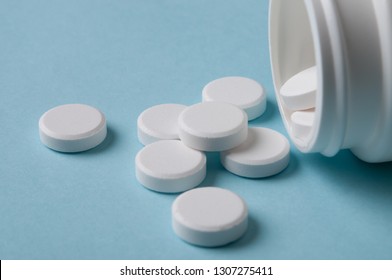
[{"left": 269, "top": 0, "right": 392, "bottom": 162}]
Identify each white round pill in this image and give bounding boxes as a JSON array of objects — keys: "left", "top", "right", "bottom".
[
  {"left": 39, "top": 104, "right": 107, "bottom": 153},
  {"left": 291, "top": 109, "right": 315, "bottom": 139},
  {"left": 172, "top": 187, "right": 248, "bottom": 247},
  {"left": 137, "top": 103, "right": 187, "bottom": 145},
  {"left": 202, "top": 77, "right": 266, "bottom": 120},
  {"left": 221, "top": 127, "right": 290, "bottom": 178},
  {"left": 178, "top": 102, "right": 248, "bottom": 151},
  {"left": 280, "top": 66, "right": 317, "bottom": 111},
  {"left": 135, "top": 140, "right": 206, "bottom": 193}
]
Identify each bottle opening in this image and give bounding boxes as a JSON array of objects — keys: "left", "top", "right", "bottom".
[{"left": 269, "top": 0, "right": 320, "bottom": 152}]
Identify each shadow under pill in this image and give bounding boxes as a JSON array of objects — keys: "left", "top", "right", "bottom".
[
  {"left": 307, "top": 150, "right": 392, "bottom": 193},
  {"left": 249, "top": 100, "right": 277, "bottom": 124},
  {"left": 84, "top": 126, "right": 116, "bottom": 155},
  {"left": 220, "top": 215, "right": 260, "bottom": 250},
  {"left": 267, "top": 152, "right": 300, "bottom": 180},
  {"left": 201, "top": 152, "right": 227, "bottom": 186}
]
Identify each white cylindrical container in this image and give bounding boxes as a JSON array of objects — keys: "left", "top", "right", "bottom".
[{"left": 269, "top": 0, "right": 392, "bottom": 162}]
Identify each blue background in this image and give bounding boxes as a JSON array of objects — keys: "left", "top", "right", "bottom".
[{"left": 1, "top": 0, "right": 391, "bottom": 260}]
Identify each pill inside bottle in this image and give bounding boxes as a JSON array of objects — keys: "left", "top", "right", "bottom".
[
  {"left": 290, "top": 109, "right": 315, "bottom": 139},
  {"left": 278, "top": 66, "right": 317, "bottom": 145},
  {"left": 279, "top": 66, "right": 317, "bottom": 111}
]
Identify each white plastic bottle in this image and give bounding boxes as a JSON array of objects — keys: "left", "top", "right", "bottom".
[{"left": 269, "top": 0, "right": 392, "bottom": 163}]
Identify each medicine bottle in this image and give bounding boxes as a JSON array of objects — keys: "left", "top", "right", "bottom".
[{"left": 269, "top": 0, "right": 392, "bottom": 162}]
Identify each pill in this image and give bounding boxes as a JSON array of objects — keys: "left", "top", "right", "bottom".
[
  {"left": 135, "top": 140, "right": 206, "bottom": 193},
  {"left": 291, "top": 109, "right": 315, "bottom": 139},
  {"left": 221, "top": 127, "right": 290, "bottom": 178},
  {"left": 202, "top": 77, "right": 266, "bottom": 120},
  {"left": 39, "top": 104, "right": 107, "bottom": 153},
  {"left": 279, "top": 66, "right": 317, "bottom": 111},
  {"left": 137, "top": 103, "right": 187, "bottom": 145},
  {"left": 178, "top": 102, "right": 248, "bottom": 151},
  {"left": 172, "top": 187, "right": 248, "bottom": 247}
]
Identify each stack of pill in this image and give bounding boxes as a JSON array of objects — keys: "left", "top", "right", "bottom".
[
  {"left": 279, "top": 66, "right": 317, "bottom": 140},
  {"left": 135, "top": 76, "right": 291, "bottom": 247}
]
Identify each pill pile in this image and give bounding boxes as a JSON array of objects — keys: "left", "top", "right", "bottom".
[
  {"left": 38, "top": 76, "right": 292, "bottom": 247},
  {"left": 279, "top": 66, "right": 317, "bottom": 140},
  {"left": 135, "top": 76, "right": 291, "bottom": 247}
]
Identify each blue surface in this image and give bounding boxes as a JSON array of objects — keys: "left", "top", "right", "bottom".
[{"left": 1, "top": 0, "right": 391, "bottom": 260}]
